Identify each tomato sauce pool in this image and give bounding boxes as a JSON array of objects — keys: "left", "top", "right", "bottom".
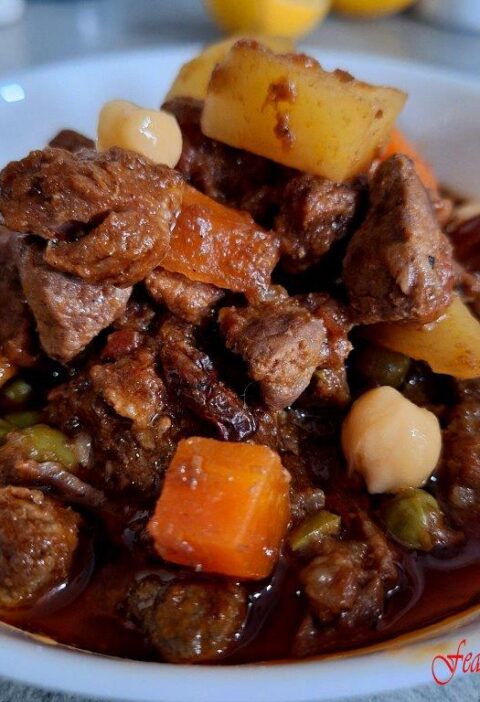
[{"left": 2, "top": 523, "right": 480, "bottom": 663}]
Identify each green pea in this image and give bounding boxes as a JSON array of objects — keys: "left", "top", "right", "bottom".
[
  {"left": 5, "top": 410, "right": 42, "bottom": 429},
  {"left": 355, "top": 344, "right": 411, "bottom": 389},
  {"left": 15, "top": 424, "right": 78, "bottom": 471},
  {"left": 3, "top": 378, "right": 33, "bottom": 405},
  {"left": 289, "top": 510, "right": 341, "bottom": 552},
  {"left": 383, "top": 488, "right": 446, "bottom": 551}
]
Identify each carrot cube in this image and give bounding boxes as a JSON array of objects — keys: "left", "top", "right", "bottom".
[
  {"left": 148, "top": 437, "right": 291, "bottom": 580},
  {"left": 161, "top": 186, "right": 279, "bottom": 300}
]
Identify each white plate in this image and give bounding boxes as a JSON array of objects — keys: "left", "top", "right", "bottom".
[{"left": 0, "top": 46, "right": 480, "bottom": 702}]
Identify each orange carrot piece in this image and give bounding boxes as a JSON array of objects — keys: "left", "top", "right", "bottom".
[
  {"left": 148, "top": 437, "right": 291, "bottom": 580},
  {"left": 382, "top": 128, "right": 438, "bottom": 193},
  {"left": 161, "top": 186, "right": 279, "bottom": 299}
]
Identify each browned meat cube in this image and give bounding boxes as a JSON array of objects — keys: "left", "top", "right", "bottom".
[
  {"left": 90, "top": 346, "right": 166, "bottom": 431},
  {"left": 276, "top": 174, "right": 362, "bottom": 273},
  {"left": 0, "top": 486, "right": 80, "bottom": 608},
  {"left": 127, "top": 575, "right": 247, "bottom": 663},
  {"left": 0, "top": 147, "right": 184, "bottom": 286},
  {"left": 219, "top": 298, "right": 328, "bottom": 410},
  {"left": 163, "top": 97, "right": 291, "bottom": 226},
  {"left": 48, "top": 129, "right": 94, "bottom": 153},
  {"left": 294, "top": 513, "right": 398, "bottom": 656},
  {"left": 158, "top": 318, "right": 256, "bottom": 441},
  {"left": 46, "top": 375, "right": 167, "bottom": 497},
  {"left": 145, "top": 268, "right": 224, "bottom": 324},
  {"left": 343, "top": 154, "right": 455, "bottom": 324},
  {"left": 442, "top": 400, "right": 480, "bottom": 536},
  {"left": 0, "top": 227, "right": 37, "bottom": 366},
  {"left": 300, "top": 293, "right": 353, "bottom": 406},
  {"left": 46, "top": 354, "right": 202, "bottom": 498},
  {"left": 14, "top": 237, "right": 131, "bottom": 363}
]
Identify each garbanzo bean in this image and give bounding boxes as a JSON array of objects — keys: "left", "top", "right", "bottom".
[
  {"left": 97, "top": 99, "right": 183, "bottom": 168},
  {"left": 341, "top": 386, "right": 441, "bottom": 494}
]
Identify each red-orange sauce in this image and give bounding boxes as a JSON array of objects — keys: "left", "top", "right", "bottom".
[{"left": 2, "top": 522, "right": 480, "bottom": 663}]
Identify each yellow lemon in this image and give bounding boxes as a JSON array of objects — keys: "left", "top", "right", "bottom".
[
  {"left": 205, "top": 0, "right": 331, "bottom": 39},
  {"left": 332, "top": 0, "right": 416, "bottom": 18}
]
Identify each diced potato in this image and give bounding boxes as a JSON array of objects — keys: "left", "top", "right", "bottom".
[
  {"left": 161, "top": 185, "right": 279, "bottom": 298},
  {"left": 368, "top": 296, "right": 480, "bottom": 380},
  {"left": 148, "top": 437, "right": 291, "bottom": 579},
  {"left": 166, "top": 35, "right": 294, "bottom": 102},
  {"left": 202, "top": 41, "right": 407, "bottom": 181},
  {"left": 97, "top": 100, "right": 183, "bottom": 167}
]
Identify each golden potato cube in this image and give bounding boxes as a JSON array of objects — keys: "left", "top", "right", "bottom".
[
  {"left": 369, "top": 296, "right": 480, "bottom": 380},
  {"left": 166, "top": 35, "right": 294, "bottom": 102},
  {"left": 201, "top": 41, "right": 407, "bottom": 181}
]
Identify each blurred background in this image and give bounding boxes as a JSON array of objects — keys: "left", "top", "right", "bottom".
[{"left": 0, "top": 0, "right": 479, "bottom": 78}]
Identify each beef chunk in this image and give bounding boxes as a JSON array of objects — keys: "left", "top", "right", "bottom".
[
  {"left": 0, "top": 486, "right": 80, "bottom": 608},
  {"left": 90, "top": 346, "right": 166, "bottom": 431},
  {"left": 113, "top": 297, "right": 157, "bottom": 334},
  {"left": 276, "top": 174, "right": 362, "bottom": 273},
  {"left": 0, "top": 227, "right": 37, "bottom": 366},
  {"left": 309, "top": 368, "right": 350, "bottom": 408},
  {"left": 442, "top": 400, "right": 480, "bottom": 536},
  {"left": 455, "top": 378, "right": 480, "bottom": 403},
  {"left": 46, "top": 356, "right": 201, "bottom": 498},
  {"left": 302, "top": 295, "right": 353, "bottom": 367},
  {"left": 163, "top": 97, "right": 290, "bottom": 226},
  {"left": 158, "top": 318, "right": 256, "bottom": 441},
  {"left": 101, "top": 330, "right": 144, "bottom": 361},
  {"left": 145, "top": 268, "right": 224, "bottom": 324},
  {"left": 127, "top": 575, "right": 247, "bottom": 663},
  {"left": 343, "top": 154, "right": 455, "bottom": 324},
  {"left": 456, "top": 266, "right": 480, "bottom": 318},
  {"left": 432, "top": 192, "right": 453, "bottom": 228},
  {"left": 48, "top": 129, "right": 94, "bottom": 153},
  {"left": 14, "top": 236, "right": 131, "bottom": 362},
  {"left": 300, "top": 294, "right": 353, "bottom": 406},
  {"left": 294, "top": 513, "right": 398, "bottom": 655},
  {"left": 219, "top": 298, "right": 328, "bottom": 410},
  {"left": 46, "top": 374, "right": 172, "bottom": 497},
  {"left": 0, "top": 147, "right": 184, "bottom": 286},
  {"left": 450, "top": 215, "right": 480, "bottom": 275},
  {"left": 101, "top": 297, "right": 157, "bottom": 361}
]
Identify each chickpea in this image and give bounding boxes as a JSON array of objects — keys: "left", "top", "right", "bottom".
[
  {"left": 341, "top": 386, "right": 441, "bottom": 494},
  {"left": 97, "top": 100, "right": 183, "bottom": 168}
]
